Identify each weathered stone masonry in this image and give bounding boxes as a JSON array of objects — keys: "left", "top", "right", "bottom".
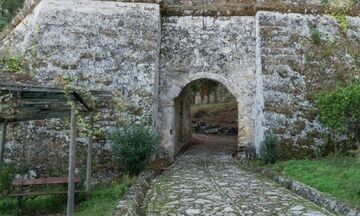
[
  {"left": 0, "top": 0, "right": 161, "bottom": 174},
  {"left": 255, "top": 12, "right": 360, "bottom": 158},
  {"left": 157, "top": 16, "right": 256, "bottom": 155},
  {"left": 1, "top": 0, "right": 360, "bottom": 162}
]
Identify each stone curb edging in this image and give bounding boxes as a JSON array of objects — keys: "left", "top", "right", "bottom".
[
  {"left": 114, "top": 171, "right": 156, "bottom": 216},
  {"left": 247, "top": 165, "right": 360, "bottom": 216}
]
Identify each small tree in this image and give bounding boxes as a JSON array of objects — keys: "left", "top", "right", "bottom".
[
  {"left": 316, "top": 82, "right": 360, "bottom": 146},
  {"left": 111, "top": 125, "right": 161, "bottom": 175},
  {"left": 259, "top": 134, "right": 278, "bottom": 164}
]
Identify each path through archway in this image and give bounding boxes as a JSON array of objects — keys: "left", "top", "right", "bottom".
[{"left": 173, "top": 78, "right": 238, "bottom": 155}]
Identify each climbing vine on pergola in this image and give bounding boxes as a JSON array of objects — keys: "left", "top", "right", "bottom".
[{"left": 0, "top": 82, "right": 111, "bottom": 216}]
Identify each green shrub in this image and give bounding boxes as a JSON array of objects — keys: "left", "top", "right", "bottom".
[
  {"left": 0, "top": 55, "right": 25, "bottom": 74},
  {"left": 0, "top": 164, "right": 14, "bottom": 195},
  {"left": 259, "top": 134, "right": 278, "bottom": 164},
  {"left": 310, "top": 28, "right": 322, "bottom": 45},
  {"left": 316, "top": 82, "right": 360, "bottom": 145},
  {"left": 111, "top": 125, "right": 161, "bottom": 175}
]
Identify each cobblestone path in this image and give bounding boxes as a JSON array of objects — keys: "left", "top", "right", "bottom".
[{"left": 144, "top": 134, "right": 333, "bottom": 216}]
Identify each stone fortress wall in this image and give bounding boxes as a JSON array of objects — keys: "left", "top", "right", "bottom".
[
  {"left": 1, "top": 0, "right": 359, "bottom": 167},
  {"left": 255, "top": 11, "right": 360, "bottom": 158},
  {"left": 0, "top": 0, "right": 161, "bottom": 176}
]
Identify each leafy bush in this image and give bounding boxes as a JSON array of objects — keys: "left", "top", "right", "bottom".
[
  {"left": 0, "top": 164, "right": 14, "bottom": 195},
  {"left": 111, "top": 125, "right": 161, "bottom": 175},
  {"left": 259, "top": 134, "right": 278, "bottom": 164},
  {"left": 0, "top": 55, "right": 24, "bottom": 73},
  {"left": 316, "top": 82, "right": 360, "bottom": 145}
]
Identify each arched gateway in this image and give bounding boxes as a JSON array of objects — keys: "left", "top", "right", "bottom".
[
  {"left": 157, "top": 72, "right": 255, "bottom": 157},
  {"left": 156, "top": 16, "right": 256, "bottom": 157}
]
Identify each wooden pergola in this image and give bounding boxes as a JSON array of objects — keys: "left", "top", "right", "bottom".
[{"left": 0, "top": 83, "right": 110, "bottom": 216}]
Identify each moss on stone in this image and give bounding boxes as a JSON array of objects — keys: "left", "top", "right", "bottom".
[
  {"left": 272, "top": 127, "right": 287, "bottom": 135},
  {"left": 277, "top": 138, "right": 295, "bottom": 160},
  {"left": 290, "top": 120, "right": 306, "bottom": 136},
  {"left": 264, "top": 104, "right": 293, "bottom": 117},
  {"left": 298, "top": 107, "right": 318, "bottom": 122}
]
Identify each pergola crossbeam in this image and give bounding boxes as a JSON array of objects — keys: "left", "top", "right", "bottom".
[{"left": 0, "top": 83, "right": 110, "bottom": 123}]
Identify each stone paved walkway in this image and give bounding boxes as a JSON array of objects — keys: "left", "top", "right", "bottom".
[{"left": 144, "top": 134, "right": 333, "bottom": 216}]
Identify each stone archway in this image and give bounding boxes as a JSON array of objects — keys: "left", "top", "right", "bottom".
[
  {"left": 157, "top": 16, "right": 257, "bottom": 158},
  {"left": 157, "top": 73, "right": 255, "bottom": 158}
]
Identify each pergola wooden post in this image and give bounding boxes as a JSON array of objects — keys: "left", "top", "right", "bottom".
[
  {"left": 85, "top": 114, "right": 94, "bottom": 198},
  {"left": 0, "top": 119, "right": 7, "bottom": 168},
  {"left": 67, "top": 105, "right": 77, "bottom": 216}
]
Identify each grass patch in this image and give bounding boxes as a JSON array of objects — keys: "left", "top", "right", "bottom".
[
  {"left": 76, "top": 176, "right": 133, "bottom": 216},
  {"left": 269, "top": 156, "right": 360, "bottom": 208},
  {"left": 0, "top": 194, "right": 68, "bottom": 216},
  {"left": 0, "top": 176, "right": 133, "bottom": 216}
]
